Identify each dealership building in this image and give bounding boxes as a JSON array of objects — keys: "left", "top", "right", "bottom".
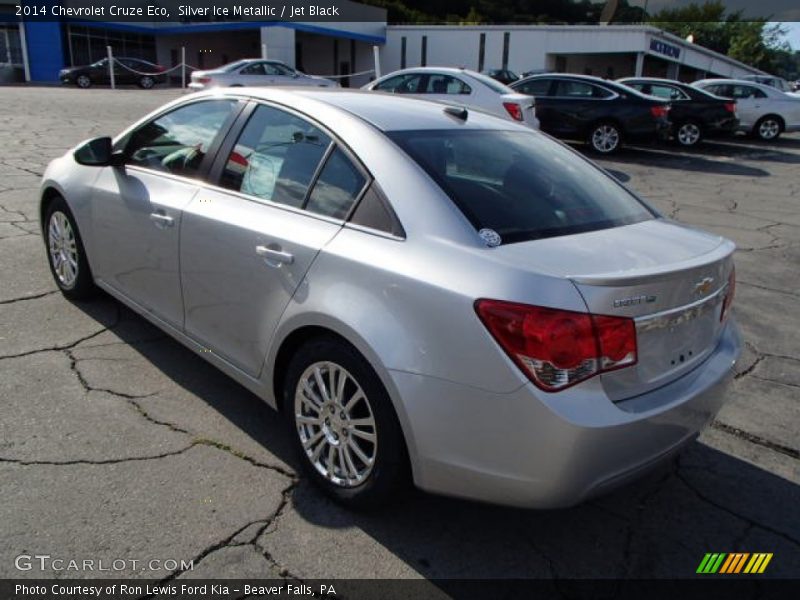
[{"left": 1, "top": 1, "right": 764, "bottom": 86}]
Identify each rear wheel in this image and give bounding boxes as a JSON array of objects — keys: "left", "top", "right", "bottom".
[
  {"left": 44, "top": 196, "right": 96, "bottom": 300},
  {"left": 283, "top": 337, "right": 409, "bottom": 508},
  {"left": 76, "top": 75, "right": 92, "bottom": 89},
  {"left": 675, "top": 121, "right": 702, "bottom": 147},
  {"left": 138, "top": 75, "right": 155, "bottom": 89},
  {"left": 588, "top": 122, "right": 622, "bottom": 154},
  {"left": 754, "top": 116, "right": 782, "bottom": 141}
]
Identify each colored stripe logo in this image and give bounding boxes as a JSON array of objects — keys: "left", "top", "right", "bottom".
[{"left": 697, "top": 553, "right": 773, "bottom": 574}]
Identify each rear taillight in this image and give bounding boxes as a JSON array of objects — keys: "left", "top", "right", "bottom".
[
  {"left": 650, "top": 105, "right": 670, "bottom": 119},
  {"left": 503, "top": 102, "right": 524, "bottom": 122},
  {"left": 721, "top": 268, "right": 736, "bottom": 322},
  {"left": 156, "top": 65, "right": 166, "bottom": 72},
  {"left": 724, "top": 102, "right": 736, "bottom": 114},
  {"left": 198, "top": 77, "right": 211, "bottom": 84},
  {"left": 475, "top": 300, "right": 637, "bottom": 392}
]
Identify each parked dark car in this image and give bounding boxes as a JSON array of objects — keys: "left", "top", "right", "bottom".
[
  {"left": 619, "top": 78, "right": 739, "bottom": 147},
  {"left": 510, "top": 74, "right": 671, "bottom": 153},
  {"left": 483, "top": 69, "right": 519, "bottom": 85},
  {"left": 59, "top": 58, "right": 167, "bottom": 89}
]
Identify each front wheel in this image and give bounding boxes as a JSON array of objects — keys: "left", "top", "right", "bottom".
[
  {"left": 76, "top": 75, "right": 92, "bottom": 89},
  {"left": 284, "top": 337, "right": 409, "bottom": 508},
  {"left": 138, "top": 75, "right": 155, "bottom": 89},
  {"left": 754, "top": 116, "right": 782, "bottom": 141},
  {"left": 44, "top": 196, "right": 96, "bottom": 300},
  {"left": 588, "top": 122, "right": 622, "bottom": 154},
  {"left": 675, "top": 121, "right": 703, "bottom": 147}
]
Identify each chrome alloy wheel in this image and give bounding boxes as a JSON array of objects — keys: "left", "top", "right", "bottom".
[
  {"left": 294, "top": 361, "right": 378, "bottom": 487},
  {"left": 48, "top": 211, "right": 79, "bottom": 288},
  {"left": 677, "top": 122, "right": 701, "bottom": 146},
  {"left": 591, "top": 124, "right": 620, "bottom": 153},
  {"left": 758, "top": 118, "right": 780, "bottom": 140}
]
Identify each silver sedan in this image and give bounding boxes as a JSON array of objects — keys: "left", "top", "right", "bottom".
[
  {"left": 189, "top": 59, "right": 337, "bottom": 91},
  {"left": 40, "top": 88, "right": 741, "bottom": 508}
]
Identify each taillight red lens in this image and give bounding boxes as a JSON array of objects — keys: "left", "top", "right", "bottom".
[
  {"left": 475, "top": 300, "right": 637, "bottom": 392},
  {"left": 650, "top": 105, "right": 669, "bottom": 119},
  {"left": 724, "top": 102, "right": 736, "bottom": 113},
  {"left": 198, "top": 77, "right": 211, "bottom": 84},
  {"left": 721, "top": 268, "right": 736, "bottom": 322},
  {"left": 503, "top": 102, "right": 524, "bottom": 121}
]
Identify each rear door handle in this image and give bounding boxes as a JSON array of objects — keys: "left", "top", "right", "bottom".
[
  {"left": 256, "top": 245, "right": 294, "bottom": 265},
  {"left": 149, "top": 212, "right": 174, "bottom": 228}
]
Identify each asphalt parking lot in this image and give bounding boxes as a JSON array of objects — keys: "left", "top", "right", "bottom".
[{"left": 0, "top": 87, "right": 798, "bottom": 585}]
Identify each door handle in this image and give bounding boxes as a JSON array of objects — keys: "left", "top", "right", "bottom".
[
  {"left": 149, "top": 212, "right": 174, "bottom": 228},
  {"left": 256, "top": 245, "right": 294, "bottom": 265}
]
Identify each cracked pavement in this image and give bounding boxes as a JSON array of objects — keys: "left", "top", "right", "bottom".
[{"left": 0, "top": 87, "right": 797, "bottom": 586}]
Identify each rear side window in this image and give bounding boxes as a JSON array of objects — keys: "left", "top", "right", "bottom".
[
  {"left": 220, "top": 105, "right": 331, "bottom": 208},
  {"left": 388, "top": 129, "right": 653, "bottom": 245},
  {"left": 649, "top": 84, "right": 689, "bottom": 100},
  {"left": 555, "top": 80, "right": 612, "bottom": 99},
  {"left": 305, "top": 148, "right": 367, "bottom": 219},
  {"left": 122, "top": 99, "right": 237, "bottom": 177}
]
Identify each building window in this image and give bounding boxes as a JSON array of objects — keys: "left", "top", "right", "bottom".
[
  {"left": 502, "top": 32, "right": 510, "bottom": 70},
  {"left": 400, "top": 36, "right": 406, "bottom": 69},
  {"left": 421, "top": 36, "right": 427, "bottom": 67},
  {"left": 66, "top": 25, "right": 156, "bottom": 66},
  {"left": 478, "top": 33, "right": 486, "bottom": 72},
  {"left": 0, "top": 25, "right": 23, "bottom": 66}
]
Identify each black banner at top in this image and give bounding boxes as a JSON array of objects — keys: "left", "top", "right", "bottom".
[{"left": 3, "top": 0, "right": 387, "bottom": 23}]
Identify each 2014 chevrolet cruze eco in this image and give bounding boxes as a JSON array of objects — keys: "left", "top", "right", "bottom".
[{"left": 40, "top": 89, "right": 741, "bottom": 508}]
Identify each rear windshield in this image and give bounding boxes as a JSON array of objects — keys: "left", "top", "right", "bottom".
[
  {"left": 470, "top": 72, "right": 514, "bottom": 94},
  {"left": 388, "top": 129, "right": 654, "bottom": 244}
]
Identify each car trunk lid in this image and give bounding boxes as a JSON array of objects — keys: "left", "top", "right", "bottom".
[{"left": 490, "top": 219, "right": 736, "bottom": 400}]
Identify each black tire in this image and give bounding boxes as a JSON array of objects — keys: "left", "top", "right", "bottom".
[
  {"left": 283, "top": 336, "right": 409, "bottom": 508},
  {"left": 44, "top": 196, "right": 97, "bottom": 300},
  {"left": 588, "top": 121, "right": 622, "bottom": 154},
  {"left": 76, "top": 75, "right": 92, "bottom": 89},
  {"left": 138, "top": 76, "right": 155, "bottom": 89},
  {"left": 753, "top": 115, "right": 782, "bottom": 141},
  {"left": 674, "top": 120, "right": 703, "bottom": 147}
]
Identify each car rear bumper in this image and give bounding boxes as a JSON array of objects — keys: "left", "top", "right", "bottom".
[{"left": 391, "top": 318, "right": 741, "bottom": 508}]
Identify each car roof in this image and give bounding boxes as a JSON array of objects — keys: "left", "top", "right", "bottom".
[
  {"left": 618, "top": 77, "right": 687, "bottom": 85},
  {"left": 190, "top": 88, "right": 527, "bottom": 132},
  {"left": 692, "top": 78, "right": 777, "bottom": 92}
]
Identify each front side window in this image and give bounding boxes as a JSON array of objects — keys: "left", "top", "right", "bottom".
[
  {"left": 220, "top": 105, "right": 331, "bottom": 208},
  {"left": 731, "top": 85, "right": 766, "bottom": 99},
  {"left": 388, "top": 129, "right": 654, "bottom": 245},
  {"left": 555, "top": 80, "right": 611, "bottom": 99},
  {"left": 373, "top": 73, "right": 423, "bottom": 94},
  {"left": 515, "top": 78, "right": 552, "bottom": 96},
  {"left": 423, "top": 74, "right": 471, "bottom": 95},
  {"left": 122, "top": 99, "right": 237, "bottom": 177},
  {"left": 266, "top": 63, "right": 295, "bottom": 76}
]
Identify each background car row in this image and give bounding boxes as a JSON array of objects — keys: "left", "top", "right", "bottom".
[{"left": 59, "top": 55, "right": 800, "bottom": 153}]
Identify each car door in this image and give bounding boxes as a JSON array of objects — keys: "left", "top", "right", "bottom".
[
  {"left": 513, "top": 78, "right": 556, "bottom": 131},
  {"left": 265, "top": 62, "right": 300, "bottom": 86},
  {"left": 180, "top": 103, "right": 368, "bottom": 377},
  {"left": 727, "top": 85, "right": 766, "bottom": 128},
  {"left": 90, "top": 98, "right": 241, "bottom": 328},
  {"left": 547, "top": 79, "right": 612, "bottom": 137}
]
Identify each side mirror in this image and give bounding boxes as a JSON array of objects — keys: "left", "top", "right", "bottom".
[{"left": 74, "top": 137, "right": 124, "bottom": 167}]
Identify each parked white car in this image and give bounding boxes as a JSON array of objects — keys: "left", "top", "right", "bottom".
[
  {"left": 189, "top": 59, "right": 337, "bottom": 91},
  {"left": 692, "top": 79, "right": 800, "bottom": 140},
  {"left": 363, "top": 67, "right": 539, "bottom": 129}
]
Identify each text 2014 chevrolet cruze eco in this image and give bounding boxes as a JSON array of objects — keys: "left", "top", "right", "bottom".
[{"left": 39, "top": 88, "right": 741, "bottom": 508}]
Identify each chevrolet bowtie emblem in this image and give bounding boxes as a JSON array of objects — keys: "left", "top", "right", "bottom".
[{"left": 693, "top": 277, "right": 715, "bottom": 297}]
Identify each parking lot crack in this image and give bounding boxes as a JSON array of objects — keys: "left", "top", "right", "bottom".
[
  {"left": 709, "top": 421, "right": 799, "bottom": 461},
  {"left": 675, "top": 459, "right": 800, "bottom": 549},
  {"left": 0, "top": 290, "right": 59, "bottom": 305},
  {"left": 0, "top": 444, "right": 196, "bottom": 467}
]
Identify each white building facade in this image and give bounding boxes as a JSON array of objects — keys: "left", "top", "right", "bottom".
[{"left": 380, "top": 25, "right": 764, "bottom": 82}]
